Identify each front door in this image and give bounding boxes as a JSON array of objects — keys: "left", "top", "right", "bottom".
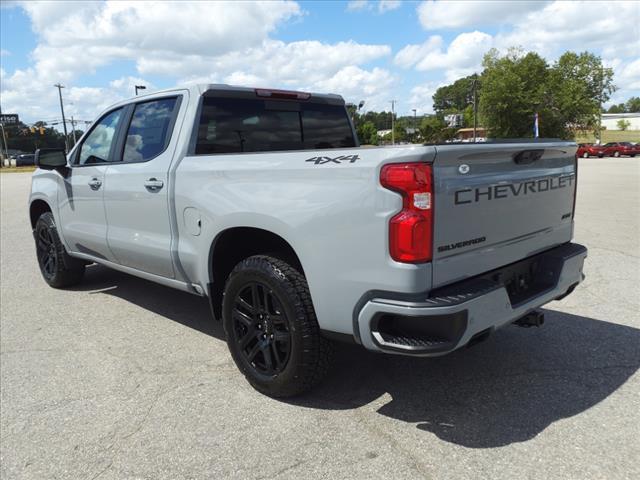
[
  {"left": 103, "top": 95, "right": 185, "bottom": 278},
  {"left": 58, "top": 107, "right": 124, "bottom": 261}
]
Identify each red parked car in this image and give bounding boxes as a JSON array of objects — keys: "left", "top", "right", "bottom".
[
  {"left": 600, "top": 142, "right": 639, "bottom": 157},
  {"left": 576, "top": 143, "right": 606, "bottom": 158}
]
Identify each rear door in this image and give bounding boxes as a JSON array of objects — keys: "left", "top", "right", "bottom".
[
  {"left": 103, "top": 94, "right": 186, "bottom": 278},
  {"left": 431, "top": 142, "right": 577, "bottom": 287}
]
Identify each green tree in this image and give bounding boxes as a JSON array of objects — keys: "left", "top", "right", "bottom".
[
  {"left": 607, "top": 103, "right": 626, "bottom": 113},
  {"left": 626, "top": 96, "right": 640, "bottom": 112},
  {"left": 479, "top": 48, "right": 615, "bottom": 139},
  {"left": 356, "top": 121, "right": 378, "bottom": 145},
  {"left": 3, "top": 120, "right": 66, "bottom": 153},
  {"left": 617, "top": 119, "right": 631, "bottom": 131},
  {"left": 433, "top": 74, "right": 480, "bottom": 113},
  {"left": 548, "top": 51, "right": 615, "bottom": 137},
  {"left": 419, "top": 115, "right": 456, "bottom": 143},
  {"left": 479, "top": 48, "right": 550, "bottom": 138}
]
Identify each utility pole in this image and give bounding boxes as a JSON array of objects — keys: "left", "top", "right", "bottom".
[
  {"left": 54, "top": 83, "right": 69, "bottom": 150},
  {"left": 412, "top": 109, "right": 417, "bottom": 143},
  {"left": 472, "top": 77, "right": 478, "bottom": 142},
  {"left": 390, "top": 100, "right": 396, "bottom": 145}
]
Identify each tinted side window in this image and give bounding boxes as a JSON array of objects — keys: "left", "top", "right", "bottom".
[
  {"left": 78, "top": 108, "right": 123, "bottom": 165},
  {"left": 122, "top": 98, "right": 178, "bottom": 162},
  {"left": 195, "top": 97, "right": 355, "bottom": 154}
]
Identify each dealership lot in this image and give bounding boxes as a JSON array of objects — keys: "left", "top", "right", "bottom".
[{"left": 1, "top": 158, "right": 639, "bottom": 480}]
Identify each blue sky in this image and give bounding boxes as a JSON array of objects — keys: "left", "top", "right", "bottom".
[{"left": 1, "top": 1, "right": 638, "bottom": 126}]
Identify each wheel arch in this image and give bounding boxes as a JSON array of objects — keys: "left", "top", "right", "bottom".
[
  {"left": 207, "top": 226, "right": 305, "bottom": 321},
  {"left": 29, "top": 199, "right": 52, "bottom": 229}
]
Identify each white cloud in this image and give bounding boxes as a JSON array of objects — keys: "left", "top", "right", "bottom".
[
  {"left": 0, "top": 49, "right": 10, "bottom": 57},
  {"left": 2, "top": 1, "right": 393, "bottom": 124},
  {"left": 395, "top": 31, "right": 492, "bottom": 79},
  {"left": 347, "top": 0, "right": 402, "bottom": 14},
  {"left": 403, "top": 1, "right": 638, "bottom": 111},
  {"left": 347, "top": 0, "right": 369, "bottom": 11},
  {"left": 409, "top": 82, "right": 442, "bottom": 113},
  {"left": 378, "top": 1, "right": 402, "bottom": 13},
  {"left": 494, "top": 1, "right": 640, "bottom": 59},
  {"left": 417, "top": 0, "right": 547, "bottom": 30},
  {"left": 311, "top": 66, "right": 396, "bottom": 110}
]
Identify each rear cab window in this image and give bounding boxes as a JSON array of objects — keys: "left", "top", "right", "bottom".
[{"left": 195, "top": 96, "right": 356, "bottom": 155}]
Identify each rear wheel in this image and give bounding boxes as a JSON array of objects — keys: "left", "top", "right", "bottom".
[
  {"left": 34, "top": 212, "right": 85, "bottom": 288},
  {"left": 222, "top": 255, "right": 332, "bottom": 397}
]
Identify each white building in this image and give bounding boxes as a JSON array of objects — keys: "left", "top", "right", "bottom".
[{"left": 601, "top": 113, "right": 640, "bottom": 130}]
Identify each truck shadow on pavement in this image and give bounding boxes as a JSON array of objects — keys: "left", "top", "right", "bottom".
[{"left": 76, "top": 265, "right": 640, "bottom": 449}]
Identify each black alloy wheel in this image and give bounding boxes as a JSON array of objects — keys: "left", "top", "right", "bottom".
[
  {"left": 36, "top": 224, "right": 58, "bottom": 281},
  {"left": 34, "top": 212, "right": 85, "bottom": 288},
  {"left": 231, "top": 281, "right": 291, "bottom": 376},
  {"left": 222, "top": 255, "right": 333, "bottom": 397}
]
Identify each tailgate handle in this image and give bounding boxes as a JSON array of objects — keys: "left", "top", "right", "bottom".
[{"left": 513, "top": 149, "right": 544, "bottom": 165}]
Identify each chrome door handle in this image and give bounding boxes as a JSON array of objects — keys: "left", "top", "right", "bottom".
[
  {"left": 88, "top": 178, "right": 102, "bottom": 190},
  {"left": 144, "top": 178, "right": 164, "bottom": 192}
]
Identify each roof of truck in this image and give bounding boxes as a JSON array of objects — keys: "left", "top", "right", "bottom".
[{"left": 126, "top": 83, "right": 345, "bottom": 105}]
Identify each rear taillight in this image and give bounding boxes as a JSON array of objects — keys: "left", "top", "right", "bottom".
[{"left": 380, "top": 163, "right": 433, "bottom": 263}]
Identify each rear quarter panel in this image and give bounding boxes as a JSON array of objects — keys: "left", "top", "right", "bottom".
[{"left": 174, "top": 146, "right": 436, "bottom": 335}]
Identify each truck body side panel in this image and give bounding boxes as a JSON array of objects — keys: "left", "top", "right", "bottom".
[{"left": 173, "top": 146, "right": 436, "bottom": 334}]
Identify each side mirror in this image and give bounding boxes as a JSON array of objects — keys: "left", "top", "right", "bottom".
[{"left": 35, "top": 148, "right": 67, "bottom": 170}]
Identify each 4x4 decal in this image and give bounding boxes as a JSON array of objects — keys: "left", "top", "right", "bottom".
[{"left": 305, "top": 154, "right": 360, "bottom": 165}]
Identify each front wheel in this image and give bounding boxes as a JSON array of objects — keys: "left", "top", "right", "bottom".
[
  {"left": 613, "top": 151, "right": 620, "bottom": 157},
  {"left": 222, "top": 255, "right": 332, "bottom": 397},
  {"left": 34, "top": 212, "right": 85, "bottom": 288},
  {"left": 582, "top": 152, "right": 589, "bottom": 158}
]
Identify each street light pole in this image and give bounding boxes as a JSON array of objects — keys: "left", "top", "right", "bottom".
[
  {"left": 390, "top": 100, "right": 396, "bottom": 145},
  {"left": 135, "top": 85, "right": 147, "bottom": 96},
  {"left": 54, "top": 83, "right": 69, "bottom": 150}
]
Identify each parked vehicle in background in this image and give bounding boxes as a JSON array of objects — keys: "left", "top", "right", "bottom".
[
  {"left": 15, "top": 153, "right": 36, "bottom": 166},
  {"left": 576, "top": 143, "right": 605, "bottom": 158},
  {"left": 601, "top": 142, "right": 639, "bottom": 157},
  {"left": 29, "top": 84, "right": 587, "bottom": 396}
]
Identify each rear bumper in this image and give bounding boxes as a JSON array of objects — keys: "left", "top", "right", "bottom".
[{"left": 355, "top": 242, "right": 587, "bottom": 356}]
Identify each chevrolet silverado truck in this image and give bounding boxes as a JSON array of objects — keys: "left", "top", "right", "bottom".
[{"left": 29, "top": 84, "right": 587, "bottom": 397}]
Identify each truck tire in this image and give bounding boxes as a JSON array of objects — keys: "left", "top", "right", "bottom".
[
  {"left": 222, "top": 255, "right": 332, "bottom": 397},
  {"left": 34, "top": 212, "right": 85, "bottom": 288}
]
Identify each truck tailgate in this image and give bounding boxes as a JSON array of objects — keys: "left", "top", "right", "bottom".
[{"left": 431, "top": 142, "right": 577, "bottom": 288}]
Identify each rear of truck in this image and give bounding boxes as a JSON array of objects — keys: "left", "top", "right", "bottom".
[
  {"left": 175, "top": 85, "right": 586, "bottom": 359},
  {"left": 356, "top": 141, "right": 587, "bottom": 355}
]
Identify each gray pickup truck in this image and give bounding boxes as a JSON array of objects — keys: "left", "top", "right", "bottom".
[{"left": 29, "top": 84, "right": 587, "bottom": 396}]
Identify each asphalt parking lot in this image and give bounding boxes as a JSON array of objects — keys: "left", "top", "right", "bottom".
[{"left": 1, "top": 157, "right": 639, "bottom": 480}]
